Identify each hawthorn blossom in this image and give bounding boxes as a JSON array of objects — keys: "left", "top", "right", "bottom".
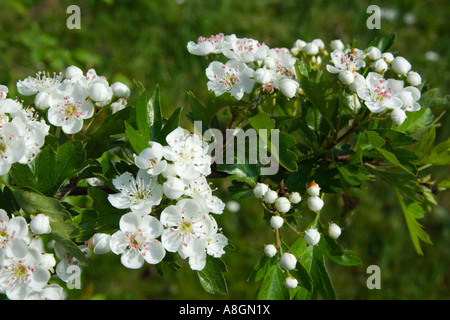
[
  {"left": 221, "top": 36, "right": 269, "bottom": 63},
  {"left": 0, "top": 122, "right": 26, "bottom": 175},
  {"left": 357, "top": 72, "right": 403, "bottom": 113},
  {"left": 134, "top": 141, "right": 167, "bottom": 176},
  {"left": 187, "top": 33, "right": 226, "bottom": 56},
  {"left": 108, "top": 170, "right": 163, "bottom": 214},
  {"left": 183, "top": 176, "right": 225, "bottom": 214},
  {"left": 205, "top": 60, "right": 255, "bottom": 100},
  {"left": 54, "top": 242, "right": 89, "bottom": 283},
  {"left": 0, "top": 210, "right": 29, "bottom": 259},
  {"left": 109, "top": 213, "right": 165, "bottom": 269},
  {"left": 163, "top": 127, "right": 212, "bottom": 180},
  {"left": 326, "top": 48, "right": 366, "bottom": 85}
]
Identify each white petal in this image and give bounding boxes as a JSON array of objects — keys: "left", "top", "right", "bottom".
[
  {"left": 188, "top": 253, "right": 207, "bottom": 271},
  {"left": 142, "top": 241, "right": 165, "bottom": 264},
  {"left": 120, "top": 249, "right": 144, "bottom": 269},
  {"left": 119, "top": 213, "right": 141, "bottom": 234},
  {"left": 161, "top": 229, "right": 182, "bottom": 252}
]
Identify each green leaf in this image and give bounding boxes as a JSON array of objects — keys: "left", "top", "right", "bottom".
[
  {"left": 377, "top": 33, "right": 396, "bottom": 52},
  {"left": 310, "top": 247, "right": 336, "bottom": 300},
  {"left": 291, "top": 261, "right": 313, "bottom": 292},
  {"left": 197, "top": 256, "right": 228, "bottom": 295},
  {"left": 248, "top": 112, "right": 275, "bottom": 131},
  {"left": 318, "top": 234, "right": 362, "bottom": 266},
  {"left": 125, "top": 121, "right": 150, "bottom": 154},
  {"left": 156, "top": 107, "right": 183, "bottom": 144},
  {"left": 415, "top": 137, "right": 450, "bottom": 166},
  {"left": 135, "top": 89, "right": 152, "bottom": 141},
  {"left": 148, "top": 85, "right": 163, "bottom": 140},
  {"left": 49, "top": 232, "right": 88, "bottom": 265},
  {"left": 255, "top": 260, "right": 288, "bottom": 300},
  {"left": 412, "top": 126, "right": 436, "bottom": 158},
  {"left": 248, "top": 255, "right": 271, "bottom": 283},
  {"left": 216, "top": 162, "right": 260, "bottom": 185}
]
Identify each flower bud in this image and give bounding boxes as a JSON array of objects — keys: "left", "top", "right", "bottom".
[
  {"left": 284, "top": 276, "right": 298, "bottom": 289},
  {"left": 289, "top": 192, "right": 301, "bottom": 204},
  {"left": 65, "top": 65, "right": 83, "bottom": 79},
  {"left": 275, "top": 197, "right": 291, "bottom": 213},
  {"left": 34, "top": 92, "right": 51, "bottom": 110},
  {"left": 372, "top": 59, "right": 388, "bottom": 73},
  {"left": 293, "top": 39, "right": 307, "bottom": 51},
  {"left": 226, "top": 200, "right": 240, "bottom": 213},
  {"left": 366, "top": 46, "right": 382, "bottom": 60},
  {"left": 330, "top": 39, "right": 345, "bottom": 51},
  {"left": 328, "top": 223, "right": 342, "bottom": 239},
  {"left": 307, "top": 182, "right": 321, "bottom": 196},
  {"left": 90, "top": 82, "right": 111, "bottom": 102},
  {"left": 163, "top": 176, "right": 186, "bottom": 199},
  {"left": 254, "top": 68, "right": 273, "bottom": 84},
  {"left": 92, "top": 233, "right": 111, "bottom": 254},
  {"left": 279, "top": 79, "right": 300, "bottom": 98},
  {"left": 280, "top": 252, "right": 297, "bottom": 270},
  {"left": 264, "top": 189, "right": 278, "bottom": 204},
  {"left": 270, "top": 216, "right": 284, "bottom": 229},
  {"left": 391, "top": 108, "right": 407, "bottom": 126},
  {"left": 382, "top": 52, "right": 395, "bottom": 64},
  {"left": 253, "top": 183, "right": 269, "bottom": 199},
  {"left": 407, "top": 71, "right": 422, "bottom": 86},
  {"left": 304, "top": 43, "right": 319, "bottom": 55},
  {"left": 111, "top": 82, "right": 131, "bottom": 98},
  {"left": 264, "top": 244, "right": 277, "bottom": 257},
  {"left": 312, "top": 38, "right": 325, "bottom": 51},
  {"left": 304, "top": 228, "right": 321, "bottom": 246},
  {"left": 30, "top": 214, "right": 51, "bottom": 235},
  {"left": 339, "top": 70, "right": 355, "bottom": 85},
  {"left": 263, "top": 57, "right": 277, "bottom": 70},
  {"left": 392, "top": 56, "right": 412, "bottom": 76},
  {"left": 307, "top": 196, "right": 324, "bottom": 212}
]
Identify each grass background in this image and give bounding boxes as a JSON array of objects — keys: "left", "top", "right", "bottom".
[{"left": 0, "top": 0, "right": 449, "bottom": 299}]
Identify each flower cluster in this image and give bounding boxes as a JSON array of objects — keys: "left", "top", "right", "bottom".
[
  {"left": 188, "top": 33, "right": 300, "bottom": 100},
  {"left": 325, "top": 42, "right": 422, "bottom": 126},
  {"left": 0, "top": 85, "right": 49, "bottom": 175},
  {"left": 254, "top": 181, "right": 342, "bottom": 290},
  {"left": 92, "top": 127, "right": 228, "bottom": 271},
  {"left": 16, "top": 66, "right": 130, "bottom": 134}
]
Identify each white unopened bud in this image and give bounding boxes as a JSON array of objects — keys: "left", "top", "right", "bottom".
[
  {"left": 366, "top": 46, "right": 382, "bottom": 60},
  {"left": 253, "top": 183, "right": 269, "bottom": 199},
  {"left": 328, "top": 223, "right": 342, "bottom": 239},
  {"left": 163, "top": 176, "right": 186, "bottom": 199},
  {"left": 34, "top": 92, "right": 51, "bottom": 110},
  {"left": 90, "top": 82, "right": 111, "bottom": 102},
  {"left": 307, "top": 196, "right": 324, "bottom": 212},
  {"left": 392, "top": 56, "right": 412, "bottom": 76},
  {"left": 391, "top": 108, "right": 407, "bottom": 126},
  {"left": 304, "top": 43, "right": 319, "bottom": 55},
  {"left": 65, "top": 65, "right": 83, "bottom": 79},
  {"left": 304, "top": 228, "right": 321, "bottom": 246},
  {"left": 307, "top": 182, "right": 321, "bottom": 196},
  {"left": 312, "top": 39, "right": 325, "bottom": 51},
  {"left": 30, "top": 214, "right": 51, "bottom": 235},
  {"left": 275, "top": 197, "right": 291, "bottom": 213},
  {"left": 407, "top": 71, "right": 422, "bottom": 86},
  {"left": 270, "top": 216, "right": 284, "bottom": 229},
  {"left": 264, "top": 57, "right": 277, "bottom": 70},
  {"left": 330, "top": 39, "right": 345, "bottom": 51},
  {"left": 280, "top": 252, "right": 297, "bottom": 270},
  {"left": 382, "top": 52, "right": 395, "bottom": 64},
  {"left": 254, "top": 68, "right": 273, "bottom": 84},
  {"left": 111, "top": 82, "right": 130, "bottom": 98},
  {"left": 264, "top": 190, "right": 278, "bottom": 204},
  {"left": 284, "top": 276, "right": 298, "bottom": 289},
  {"left": 339, "top": 70, "right": 355, "bottom": 85},
  {"left": 293, "top": 39, "right": 307, "bottom": 51},
  {"left": 289, "top": 192, "right": 301, "bottom": 204},
  {"left": 92, "top": 233, "right": 111, "bottom": 254},
  {"left": 280, "top": 79, "right": 300, "bottom": 98},
  {"left": 264, "top": 244, "right": 277, "bottom": 257},
  {"left": 373, "top": 59, "right": 388, "bottom": 73}
]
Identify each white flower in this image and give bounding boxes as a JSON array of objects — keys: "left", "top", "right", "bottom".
[
  {"left": 270, "top": 216, "right": 284, "bottom": 229},
  {"left": 187, "top": 33, "right": 226, "bottom": 56},
  {"left": 279, "top": 78, "right": 299, "bottom": 98},
  {"left": 289, "top": 192, "right": 301, "bottom": 204},
  {"left": 0, "top": 210, "right": 29, "bottom": 259},
  {"left": 89, "top": 81, "right": 111, "bottom": 103},
  {"left": 111, "top": 98, "right": 127, "bottom": 114},
  {"left": 328, "top": 223, "right": 342, "bottom": 239},
  {"left": 110, "top": 213, "right": 165, "bottom": 269},
  {"left": 326, "top": 48, "right": 366, "bottom": 74},
  {"left": 391, "top": 56, "right": 412, "bottom": 76},
  {"left": 407, "top": 71, "right": 422, "bottom": 87},
  {"left": 205, "top": 60, "right": 255, "bottom": 100},
  {"left": 284, "top": 276, "right": 298, "bottom": 289},
  {"left": 183, "top": 176, "right": 225, "bottom": 215},
  {"left": 0, "top": 247, "right": 52, "bottom": 300},
  {"left": 25, "top": 284, "right": 65, "bottom": 300},
  {"left": 304, "top": 42, "right": 319, "bottom": 55},
  {"left": 253, "top": 183, "right": 269, "bottom": 199},
  {"left": 160, "top": 199, "right": 214, "bottom": 260},
  {"left": 111, "top": 82, "right": 130, "bottom": 98},
  {"left": 264, "top": 189, "right": 278, "bottom": 204},
  {"left": 47, "top": 83, "right": 94, "bottom": 134},
  {"left": 307, "top": 196, "right": 324, "bottom": 212},
  {"left": 339, "top": 70, "right": 355, "bottom": 85},
  {"left": 366, "top": 46, "right": 382, "bottom": 60},
  {"left": 0, "top": 122, "right": 26, "bottom": 175},
  {"left": 280, "top": 252, "right": 297, "bottom": 270},
  {"left": 108, "top": 170, "right": 163, "bottom": 214},
  {"left": 382, "top": 52, "right": 395, "bottom": 64},
  {"left": 398, "top": 86, "right": 421, "bottom": 112},
  {"left": 330, "top": 39, "right": 345, "bottom": 51},
  {"left": 264, "top": 244, "right": 277, "bottom": 257},
  {"left": 312, "top": 39, "right": 325, "bottom": 51},
  {"left": 274, "top": 197, "right": 291, "bottom": 213},
  {"left": 391, "top": 108, "right": 407, "bottom": 126},
  {"left": 304, "top": 228, "right": 321, "bottom": 246},
  {"left": 16, "top": 71, "right": 63, "bottom": 99},
  {"left": 222, "top": 37, "right": 268, "bottom": 63},
  {"left": 372, "top": 59, "right": 388, "bottom": 73},
  {"left": 134, "top": 141, "right": 167, "bottom": 176},
  {"left": 307, "top": 182, "right": 321, "bottom": 196},
  {"left": 65, "top": 66, "right": 83, "bottom": 79},
  {"left": 54, "top": 243, "right": 88, "bottom": 283},
  {"left": 357, "top": 72, "right": 404, "bottom": 113},
  {"left": 163, "top": 127, "right": 212, "bottom": 180},
  {"left": 92, "top": 233, "right": 111, "bottom": 255},
  {"left": 163, "top": 176, "right": 186, "bottom": 199},
  {"left": 0, "top": 85, "right": 8, "bottom": 100},
  {"left": 29, "top": 214, "right": 51, "bottom": 235}
]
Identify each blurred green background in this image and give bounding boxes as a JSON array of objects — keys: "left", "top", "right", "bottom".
[{"left": 0, "top": 0, "right": 449, "bottom": 299}]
